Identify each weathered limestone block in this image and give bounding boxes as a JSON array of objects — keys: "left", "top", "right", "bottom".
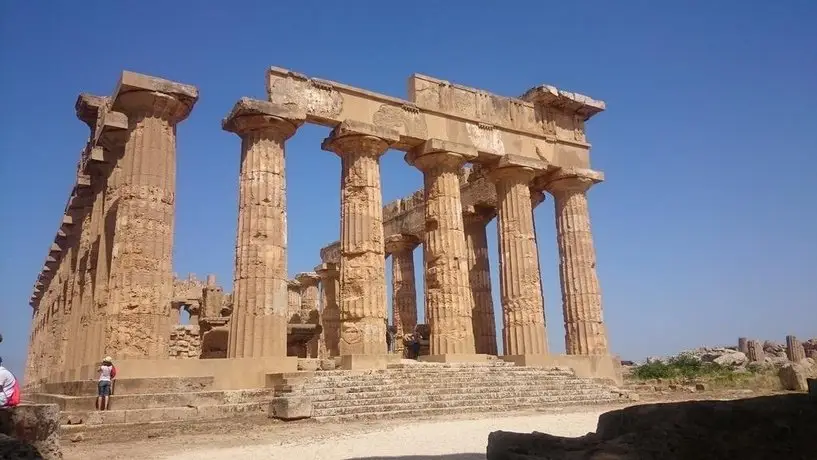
[
  {"left": 223, "top": 98, "right": 305, "bottom": 358},
  {"left": 747, "top": 339, "right": 765, "bottom": 363},
  {"left": 269, "top": 397, "right": 313, "bottom": 421},
  {"left": 489, "top": 157, "right": 549, "bottom": 356},
  {"left": 779, "top": 363, "right": 809, "bottom": 391},
  {"left": 322, "top": 121, "right": 398, "bottom": 356},
  {"left": 384, "top": 234, "right": 420, "bottom": 354},
  {"left": 541, "top": 167, "right": 609, "bottom": 356},
  {"left": 463, "top": 206, "right": 498, "bottom": 355},
  {"left": 295, "top": 272, "right": 322, "bottom": 358},
  {"left": 786, "top": 335, "right": 806, "bottom": 362},
  {"left": 286, "top": 279, "right": 302, "bottom": 323},
  {"left": 106, "top": 72, "right": 198, "bottom": 359},
  {"left": 168, "top": 325, "right": 202, "bottom": 359},
  {"left": 315, "top": 263, "right": 340, "bottom": 357},
  {"left": 406, "top": 140, "right": 477, "bottom": 355},
  {"left": 0, "top": 404, "right": 62, "bottom": 460},
  {"left": 738, "top": 337, "right": 749, "bottom": 354}
]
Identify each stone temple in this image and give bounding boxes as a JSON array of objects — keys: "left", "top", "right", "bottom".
[{"left": 23, "top": 68, "right": 624, "bottom": 425}]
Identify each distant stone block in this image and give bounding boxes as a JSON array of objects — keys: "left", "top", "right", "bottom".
[{"left": 269, "top": 397, "right": 312, "bottom": 420}]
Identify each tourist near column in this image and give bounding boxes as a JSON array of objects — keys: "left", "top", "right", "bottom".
[
  {"left": 315, "top": 263, "right": 340, "bottom": 357},
  {"left": 222, "top": 98, "right": 305, "bottom": 358},
  {"left": 384, "top": 234, "right": 420, "bottom": 356},
  {"left": 105, "top": 72, "right": 198, "bottom": 359},
  {"left": 488, "top": 157, "right": 549, "bottom": 357},
  {"left": 322, "top": 121, "right": 399, "bottom": 357},
  {"left": 542, "top": 167, "right": 609, "bottom": 355},
  {"left": 406, "top": 139, "right": 478, "bottom": 356},
  {"left": 295, "top": 272, "right": 321, "bottom": 358},
  {"left": 462, "top": 206, "right": 498, "bottom": 356}
]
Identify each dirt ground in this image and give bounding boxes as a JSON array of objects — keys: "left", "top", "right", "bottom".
[{"left": 61, "top": 389, "right": 779, "bottom": 460}]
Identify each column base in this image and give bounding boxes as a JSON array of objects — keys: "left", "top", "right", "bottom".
[
  {"left": 501, "top": 354, "right": 622, "bottom": 386},
  {"left": 418, "top": 354, "right": 489, "bottom": 364},
  {"left": 336, "top": 354, "right": 397, "bottom": 370}
]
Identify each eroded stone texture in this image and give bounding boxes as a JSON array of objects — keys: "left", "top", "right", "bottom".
[
  {"left": 787, "top": 335, "right": 806, "bottom": 362},
  {"left": 169, "top": 325, "right": 202, "bottom": 359},
  {"left": 407, "top": 141, "right": 477, "bottom": 355},
  {"left": 222, "top": 99, "right": 304, "bottom": 358},
  {"left": 286, "top": 280, "right": 302, "bottom": 323},
  {"left": 747, "top": 340, "right": 766, "bottom": 363},
  {"left": 385, "top": 234, "right": 420, "bottom": 354},
  {"left": 295, "top": 272, "right": 322, "bottom": 358},
  {"left": 315, "top": 263, "right": 340, "bottom": 357},
  {"left": 322, "top": 121, "right": 398, "bottom": 356},
  {"left": 105, "top": 79, "right": 198, "bottom": 359},
  {"left": 544, "top": 167, "right": 609, "bottom": 356},
  {"left": 463, "top": 206, "right": 498, "bottom": 355},
  {"left": 489, "top": 160, "right": 548, "bottom": 356}
]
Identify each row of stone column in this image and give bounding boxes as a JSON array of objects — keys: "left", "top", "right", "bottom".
[
  {"left": 26, "top": 75, "right": 198, "bottom": 384},
  {"left": 222, "top": 98, "right": 610, "bottom": 361}
]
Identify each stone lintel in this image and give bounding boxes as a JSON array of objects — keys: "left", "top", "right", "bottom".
[
  {"left": 76, "top": 174, "right": 91, "bottom": 188},
  {"left": 45, "top": 256, "right": 57, "bottom": 264},
  {"left": 384, "top": 233, "right": 420, "bottom": 254},
  {"left": 67, "top": 194, "right": 92, "bottom": 210},
  {"left": 61, "top": 215, "right": 74, "bottom": 226},
  {"left": 267, "top": 66, "right": 593, "bottom": 163},
  {"left": 92, "top": 109, "right": 128, "bottom": 148},
  {"left": 320, "top": 241, "right": 341, "bottom": 265},
  {"left": 88, "top": 146, "right": 106, "bottom": 163},
  {"left": 115, "top": 70, "right": 198, "bottom": 105},
  {"left": 294, "top": 271, "right": 321, "bottom": 287},
  {"left": 75, "top": 93, "right": 108, "bottom": 128},
  {"left": 286, "top": 279, "right": 301, "bottom": 290},
  {"left": 495, "top": 154, "right": 550, "bottom": 173},
  {"left": 222, "top": 97, "right": 306, "bottom": 134},
  {"left": 56, "top": 228, "right": 67, "bottom": 238},
  {"left": 520, "top": 85, "right": 606, "bottom": 121},
  {"left": 49, "top": 243, "right": 62, "bottom": 254}
]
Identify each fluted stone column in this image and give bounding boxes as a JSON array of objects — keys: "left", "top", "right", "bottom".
[
  {"left": 296, "top": 272, "right": 321, "bottom": 358},
  {"left": 489, "top": 159, "right": 548, "bottom": 357},
  {"left": 287, "top": 279, "right": 302, "bottom": 323},
  {"left": 544, "top": 167, "right": 609, "bottom": 356},
  {"left": 223, "top": 99, "right": 304, "bottom": 358},
  {"left": 106, "top": 77, "right": 198, "bottom": 359},
  {"left": 322, "top": 121, "right": 398, "bottom": 357},
  {"left": 385, "top": 234, "right": 420, "bottom": 355},
  {"left": 407, "top": 140, "right": 477, "bottom": 356},
  {"left": 786, "top": 335, "right": 806, "bottom": 362},
  {"left": 315, "top": 263, "right": 340, "bottom": 357},
  {"left": 738, "top": 337, "right": 749, "bottom": 354},
  {"left": 462, "top": 206, "right": 498, "bottom": 356}
]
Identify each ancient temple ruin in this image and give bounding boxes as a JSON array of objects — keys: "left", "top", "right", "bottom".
[{"left": 25, "top": 67, "right": 616, "bottom": 392}]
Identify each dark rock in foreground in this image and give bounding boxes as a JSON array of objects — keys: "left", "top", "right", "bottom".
[{"left": 487, "top": 394, "right": 817, "bottom": 460}]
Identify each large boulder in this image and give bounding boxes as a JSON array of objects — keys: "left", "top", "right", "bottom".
[
  {"left": 487, "top": 394, "right": 817, "bottom": 459},
  {"left": 778, "top": 363, "right": 809, "bottom": 391},
  {"left": 713, "top": 351, "right": 747, "bottom": 367},
  {"left": 0, "top": 404, "right": 62, "bottom": 460}
]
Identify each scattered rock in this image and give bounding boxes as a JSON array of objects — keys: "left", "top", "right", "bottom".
[
  {"left": 695, "top": 383, "right": 709, "bottom": 391},
  {"left": 779, "top": 363, "right": 809, "bottom": 391},
  {"left": 70, "top": 433, "right": 84, "bottom": 443},
  {"left": 713, "top": 351, "right": 748, "bottom": 367}
]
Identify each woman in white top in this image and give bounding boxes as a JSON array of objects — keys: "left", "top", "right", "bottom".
[
  {"left": 0, "top": 356, "right": 20, "bottom": 407},
  {"left": 96, "top": 356, "right": 117, "bottom": 411}
]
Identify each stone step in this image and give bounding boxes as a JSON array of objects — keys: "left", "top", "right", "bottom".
[
  {"left": 61, "top": 401, "right": 267, "bottom": 426},
  {"left": 289, "top": 381, "right": 611, "bottom": 398},
  {"left": 42, "top": 376, "right": 214, "bottom": 397},
  {"left": 30, "top": 388, "right": 275, "bottom": 411},
  {"left": 303, "top": 367, "right": 576, "bottom": 379},
  {"left": 314, "top": 399, "right": 618, "bottom": 422},
  {"left": 275, "top": 376, "right": 595, "bottom": 392},
  {"left": 310, "top": 389, "right": 618, "bottom": 409}
]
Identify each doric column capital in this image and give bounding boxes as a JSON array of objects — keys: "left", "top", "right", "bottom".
[
  {"left": 321, "top": 120, "right": 399, "bottom": 158},
  {"left": 530, "top": 189, "right": 546, "bottom": 207},
  {"left": 111, "top": 71, "right": 198, "bottom": 125},
  {"left": 540, "top": 167, "right": 604, "bottom": 194},
  {"left": 287, "top": 279, "right": 301, "bottom": 291},
  {"left": 405, "top": 139, "right": 478, "bottom": 173},
  {"left": 486, "top": 155, "right": 549, "bottom": 185},
  {"left": 462, "top": 205, "right": 496, "bottom": 226},
  {"left": 222, "top": 98, "right": 305, "bottom": 139},
  {"left": 75, "top": 93, "right": 109, "bottom": 134},
  {"left": 295, "top": 271, "right": 321, "bottom": 289},
  {"left": 314, "top": 262, "right": 339, "bottom": 280},
  {"left": 384, "top": 233, "right": 420, "bottom": 255}
]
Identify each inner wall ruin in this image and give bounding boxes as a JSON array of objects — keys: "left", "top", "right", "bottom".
[{"left": 25, "top": 67, "right": 615, "bottom": 388}]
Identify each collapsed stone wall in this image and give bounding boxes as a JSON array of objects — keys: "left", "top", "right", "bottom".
[{"left": 169, "top": 325, "right": 201, "bottom": 359}]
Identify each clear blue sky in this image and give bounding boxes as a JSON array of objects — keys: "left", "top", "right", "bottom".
[{"left": 1, "top": 1, "right": 815, "bottom": 378}]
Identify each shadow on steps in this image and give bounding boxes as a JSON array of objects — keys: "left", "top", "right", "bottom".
[
  {"left": 345, "top": 455, "right": 484, "bottom": 460},
  {"left": 488, "top": 393, "right": 817, "bottom": 460}
]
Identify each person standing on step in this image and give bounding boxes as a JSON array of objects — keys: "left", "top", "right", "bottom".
[
  {"left": 96, "top": 356, "right": 117, "bottom": 411},
  {"left": 0, "top": 357, "right": 20, "bottom": 408}
]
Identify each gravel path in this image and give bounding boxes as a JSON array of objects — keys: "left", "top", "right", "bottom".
[{"left": 160, "top": 411, "right": 602, "bottom": 460}]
